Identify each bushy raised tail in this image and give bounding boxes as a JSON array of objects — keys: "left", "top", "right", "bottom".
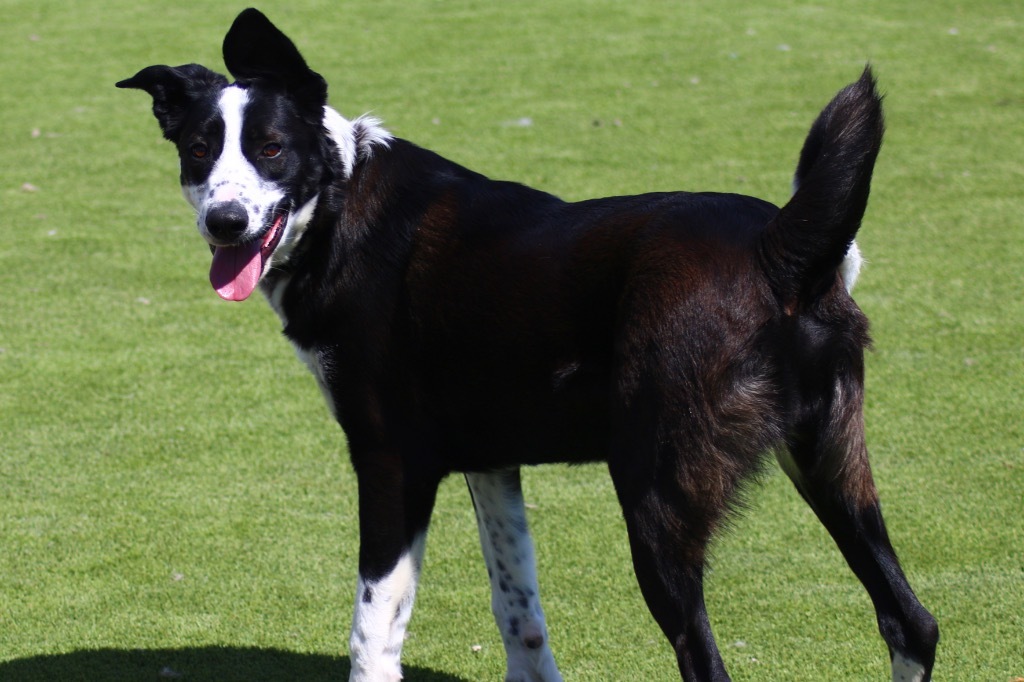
[{"left": 759, "top": 68, "right": 885, "bottom": 308}]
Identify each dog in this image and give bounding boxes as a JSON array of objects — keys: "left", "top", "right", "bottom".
[{"left": 118, "top": 8, "right": 938, "bottom": 681}]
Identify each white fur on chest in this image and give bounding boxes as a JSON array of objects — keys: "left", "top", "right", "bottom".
[
  {"left": 265, "top": 277, "right": 338, "bottom": 419},
  {"left": 253, "top": 103, "right": 395, "bottom": 410}
]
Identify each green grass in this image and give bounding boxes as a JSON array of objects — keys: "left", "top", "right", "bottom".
[{"left": 2, "top": 0, "right": 1022, "bottom": 679}]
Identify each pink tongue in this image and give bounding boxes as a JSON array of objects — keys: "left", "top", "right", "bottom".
[{"left": 210, "top": 242, "right": 262, "bottom": 301}]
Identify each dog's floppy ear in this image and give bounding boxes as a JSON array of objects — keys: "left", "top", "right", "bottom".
[
  {"left": 222, "top": 8, "right": 328, "bottom": 121},
  {"left": 117, "top": 64, "right": 228, "bottom": 142}
]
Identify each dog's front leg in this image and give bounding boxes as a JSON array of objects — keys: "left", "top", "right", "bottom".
[
  {"left": 348, "top": 460, "right": 439, "bottom": 682},
  {"left": 466, "top": 468, "right": 562, "bottom": 682},
  {"left": 348, "top": 534, "right": 426, "bottom": 682}
]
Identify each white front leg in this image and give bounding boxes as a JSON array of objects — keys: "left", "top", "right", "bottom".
[
  {"left": 348, "top": 533, "right": 426, "bottom": 682},
  {"left": 466, "top": 469, "right": 562, "bottom": 682}
]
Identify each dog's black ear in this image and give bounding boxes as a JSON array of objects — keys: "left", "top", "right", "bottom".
[
  {"left": 223, "top": 8, "right": 328, "bottom": 119},
  {"left": 117, "top": 64, "right": 228, "bottom": 142}
]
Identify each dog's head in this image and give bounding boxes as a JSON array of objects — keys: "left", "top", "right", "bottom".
[{"left": 118, "top": 9, "right": 346, "bottom": 301}]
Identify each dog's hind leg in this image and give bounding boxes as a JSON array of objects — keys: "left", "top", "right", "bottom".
[
  {"left": 466, "top": 468, "right": 562, "bottom": 682},
  {"left": 607, "top": 392, "right": 756, "bottom": 682},
  {"left": 778, "top": 371, "right": 939, "bottom": 680},
  {"left": 608, "top": 445, "right": 737, "bottom": 682}
]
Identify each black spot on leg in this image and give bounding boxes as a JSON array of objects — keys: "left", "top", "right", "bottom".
[
  {"left": 508, "top": 617, "right": 520, "bottom": 637},
  {"left": 362, "top": 586, "right": 373, "bottom": 604},
  {"left": 499, "top": 579, "right": 509, "bottom": 593}
]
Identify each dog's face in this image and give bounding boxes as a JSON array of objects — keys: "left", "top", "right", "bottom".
[
  {"left": 117, "top": 10, "right": 332, "bottom": 300},
  {"left": 176, "top": 79, "right": 328, "bottom": 301}
]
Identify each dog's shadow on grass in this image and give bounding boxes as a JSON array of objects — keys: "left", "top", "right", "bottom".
[{"left": 0, "top": 646, "right": 471, "bottom": 681}]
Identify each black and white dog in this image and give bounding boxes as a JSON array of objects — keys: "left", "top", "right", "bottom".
[{"left": 118, "top": 9, "right": 938, "bottom": 681}]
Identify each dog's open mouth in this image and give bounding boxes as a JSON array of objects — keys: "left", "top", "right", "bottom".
[{"left": 209, "top": 211, "right": 287, "bottom": 301}]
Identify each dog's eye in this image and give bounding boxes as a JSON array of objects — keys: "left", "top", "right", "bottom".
[
  {"left": 261, "top": 143, "right": 282, "bottom": 159},
  {"left": 190, "top": 143, "right": 209, "bottom": 159}
]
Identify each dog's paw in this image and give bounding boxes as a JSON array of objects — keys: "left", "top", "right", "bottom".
[{"left": 504, "top": 646, "right": 563, "bottom": 682}]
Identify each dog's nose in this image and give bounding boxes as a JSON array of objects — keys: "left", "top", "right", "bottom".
[{"left": 205, "top": 201, "right": 249, "bottom": 242}]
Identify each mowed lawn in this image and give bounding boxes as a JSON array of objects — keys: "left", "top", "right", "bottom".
[{"left": 1, "top": 0, "right": 1021, "bottom": 680}]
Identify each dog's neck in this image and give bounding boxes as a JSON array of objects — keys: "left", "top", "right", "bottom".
[
  {"left": 258, "top": 107, "right": 392, "bottom": 320},
  {"left": 322, "top": 106, "right": 393, "bottom": 180}
]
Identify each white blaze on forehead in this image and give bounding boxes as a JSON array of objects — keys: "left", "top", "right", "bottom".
[{"left": 212, "top": 86, "right": 250, "bottom": 197}]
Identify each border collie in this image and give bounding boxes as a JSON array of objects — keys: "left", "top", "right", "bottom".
[{"left": 118, "top": 9, "right": 938, "bottom": 681}]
